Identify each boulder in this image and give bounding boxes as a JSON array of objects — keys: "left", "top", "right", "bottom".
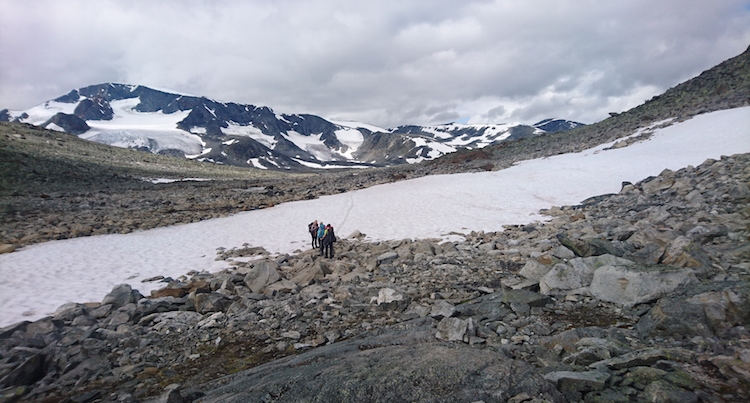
[
  {"left": 107, "top": 305, "right": 137, "bottom": 328},
  {"left": 541, "top": 255, "right": 635, "bottom": 295},
  {"left": 376, "top": 288, "right": 404, "bottom": 305},
  {"left": 52, "top": 302, "right": 89, "bottom": 322},
  {"left": 636, "top": 287, "right": 750, "bottom": 338},
  {"left": 25, "top": 317, "right": 62, "bottom": 336},
  {"left": 590, "top": 265, "right": 696, "bottom": 307},
  {"left": 299, "top": 284, "right": 328, "bottom": 300},
  {"left": 429, "top": 300, "right": 456, "bottom": 320},
  {"left": 376, "top": 252, "right": 399, "bottom": 266},
  {"left": 265, "top": 279, "right": 298, "bottom": 297},
  {"left": 590, "top": 348, "right": 695, "bottom": 371},
  {"left": 194, "top": 293, "right": 233, "bottom": 314},
  {"left": 643, "top": 380, "right": 698, "bottom": 403},
  {"left": 0, "top": 353, "right": 45, "bottom": 388},
  {"left": 556, "top": 233, "right": 622, "bottom": 257},
  {"left": 552, "top": 245, "right": 575, "bottom": 260},
  {"left": 243, "top": 261, "right": 281, "bottom": 293},
  {"left": 519, "top": 259, "right": 552, "bottom": 281},
  {"left": 540, "top": 263, "right": 586, "bottom": 295},
  {"left": 0, "top": 321, "right": 29, "bottom": 339},
  {"left": 543, "top": 370, "right": 610, "bottom": 401},
  {"left": 137, "top": 296, "right": 186, "bottom": 316},
  {"left": 102, "top": 284, "right": 144, "bottom": 309},
  {"left": 290, "top": 263, "right": 327, "bottom": 286},
  {"left": 435, "top": 317, "right": 469, "bottom": 341},
  {"left": 685, "top": 289, "right": 750, "bottom": 333},
  {"left": 660, "top": 236, "right": 711, "bottom": 269}
]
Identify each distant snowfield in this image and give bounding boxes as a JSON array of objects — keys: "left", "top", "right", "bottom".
[
  {"left": 10, "top": 100, "right": 80, "bottom": 125},
  {"left": 1, "top": 107, "right": 749, "bottom": 327},
  {"left": 81, "top": 99, "right": 202, "bottom": 155}
]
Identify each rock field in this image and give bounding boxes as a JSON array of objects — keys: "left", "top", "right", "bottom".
[{"left": 2, "top": 150, "right": 749, "bottom": 402}]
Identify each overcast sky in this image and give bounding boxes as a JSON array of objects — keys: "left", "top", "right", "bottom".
[{"left": 1, "top": 0, "right": 749, "bottom": 128}]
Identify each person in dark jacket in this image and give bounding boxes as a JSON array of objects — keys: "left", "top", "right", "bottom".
[
  {"left": 322, "top": 224, "right": 336, "bottom": 258},
  {"left": 317, "top": 222, "right": 326, "bottom": 255},
  {"left": 308, "top": 220, "right": 319, "bottom": 248}
]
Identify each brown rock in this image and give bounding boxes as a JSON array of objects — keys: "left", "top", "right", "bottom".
[{"left": 151, "top": 287, "right": 189, "bottom": 298}]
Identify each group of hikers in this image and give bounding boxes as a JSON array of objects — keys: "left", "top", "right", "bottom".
[{"left": 308, "top": 220, "right": 336, "bottom": 258}]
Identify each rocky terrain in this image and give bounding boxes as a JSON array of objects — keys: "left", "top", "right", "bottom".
[
  {"left": 1, "top": 145, "right": 749, "bottom": 402},
  {"left": 1, "top": 45, "right": 749, "bottom": 402}
]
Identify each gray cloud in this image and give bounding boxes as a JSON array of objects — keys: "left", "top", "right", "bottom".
[{"left": 1, "top": 0, "right": 749, "bottom": 128}]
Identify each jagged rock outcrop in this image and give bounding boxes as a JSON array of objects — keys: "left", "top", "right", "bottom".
[{"left": 41, "top": 112, "right": 90, "bottom": 134}]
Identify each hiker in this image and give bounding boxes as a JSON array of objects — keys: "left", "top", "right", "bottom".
[
  {"left": 308, "top": 220, "right": 319, "bottom": 248},
  {"left": 322, "top": 224, "right": 336, "bottom": 258},
  {"left": 317, "top": 222, "right": 326, "bottom": 255}
]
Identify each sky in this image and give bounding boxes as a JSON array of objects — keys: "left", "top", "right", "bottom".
[
  {"left": 0, "top": 106, "right": 748, "bottom": 328},
  {"left": 1, "top": 1, "right": 749, "bottom": 128}
]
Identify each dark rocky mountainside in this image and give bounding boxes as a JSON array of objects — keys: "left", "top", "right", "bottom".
[
  {"left": 533, "top": 118, "right": 586, "bottom": 133},
  {"left": 0, "top": 45, "right": 749, "bottom": 402},
  {"left": 1, "top": 84, "right": 583, "bottom": 171}
]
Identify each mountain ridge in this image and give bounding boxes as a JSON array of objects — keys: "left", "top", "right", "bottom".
[{"left": 0, "top": 83, "right": 584, "bottom": 171}]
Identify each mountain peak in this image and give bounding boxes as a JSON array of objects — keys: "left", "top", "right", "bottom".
[{"left": 1, "top": 83, "right": 583, "bottom": 171}]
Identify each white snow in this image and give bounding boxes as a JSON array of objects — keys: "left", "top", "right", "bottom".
[
  {"left": 291, "top": 158, "right": 370, "bottom": 169},
  {"left": 333, "top": 128, "right": 364, "bottom": 159},
  {"left": 445, "top": 124, "right": 515, "bottom": 148},
  {"left": 1, "top": 107, "right": 749, "bottom": 328},
  {"left": 282, "top": 131, "right": 334, "bottom": 161},
  {"left": 419, "top": 126, "right": 454, "bottom": 139},
  {"left": 407, "top": 137, "right": 457, "bottom": 161},
  {"left": 221, "top": 123, "right": 277, "bottom": 149},
  {"left": 144, "top": 178, "right": 212, "bottom": 184},
  {"left": 45, "top": 123, "right": 65, "bottom": 132},
  {"left": 185, "top": 147, "right": 212, "bottom": 159},
  {"left": 248, "top": 158, "right": 268, "bottom": 169},
  {"left": 14, "top": 101, "right": 79, "bottom": 125},
  {"left": 328, "top": 119, "right": 388, "bottom": 133},
  {"left": 80, "top": 98, "right": 202, "bottom": 155},
  {"left": 404, "top": 122, "right": 527, "bottom": 151},
  {"left": 275, "top": 113, "right": 291, "bottom": 124}
]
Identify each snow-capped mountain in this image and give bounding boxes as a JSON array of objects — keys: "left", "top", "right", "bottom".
[{"left": 0, "top": 83, "right": 584, "bottom": 170}]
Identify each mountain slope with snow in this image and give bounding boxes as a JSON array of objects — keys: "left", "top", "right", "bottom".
[{"left": 0, "top": 83, "right": 582, "bottom": 171}]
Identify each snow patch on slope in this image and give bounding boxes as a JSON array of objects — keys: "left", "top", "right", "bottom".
[
  {"left": 222, "top": 123, "right": 277, "bottom": 149},
  {"left": 81, "top": 98, "right": 200, "bottom": 155},
  {"left": 328, "top": 119, "right": 388, "bottom": 133},
  {"left": 282, "top": 131, "right": 334, "bottom": 160},
  {"left": 334, "top": 128, "right": 364, "bottom": 159},
  {"left": 13, "top": 101, "right": 79, "bottom": 125}
]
